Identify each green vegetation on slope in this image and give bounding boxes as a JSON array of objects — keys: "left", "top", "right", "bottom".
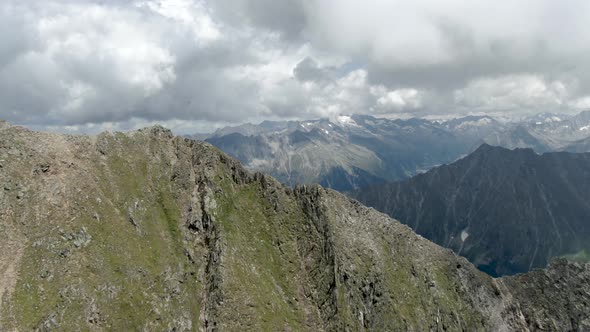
[
  {"left": 4, "top": 132, "right": 202, "bottom": 331},
  {"left": 0, "top": 123, "right": 589, "bottom": 331}
]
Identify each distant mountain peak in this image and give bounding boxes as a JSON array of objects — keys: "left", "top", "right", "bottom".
[
  {"left": 191, "top": 111, "right": 590, "bottom": 191},
  {"left": 472, "top": 143, "right": 537, "bottom": 156},
  {"left": 352, "top": 146, "right": 590, "bottom": 276}
]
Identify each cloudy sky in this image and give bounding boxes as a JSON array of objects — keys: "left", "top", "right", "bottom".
[{"left": 2, "top": 0, "right": 590, "bottom": 133}]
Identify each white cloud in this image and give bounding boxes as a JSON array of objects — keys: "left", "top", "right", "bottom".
[
  {"left": 0, "top": 1, "right": 180, "bottom": 125},
  {"left": 372, "top": 86, "right": 423, "bottom": 112},
  {"left": 37, "top": 3, "right": 178, "bottom": 94},
  {"left": 135, "top": 0, "right": 221, "bottom": 43},
  {"left": 303, "top": 0, "right": 590, "bottom": 70},
  {"left": 2, "top": 0, "right": 590, "bottom": 132},
  {"left": 454, "top": 75, "right": 570, "bottom": 113},
  {"left": 571, "top": 96, "right": 590, "bottom": 110}
]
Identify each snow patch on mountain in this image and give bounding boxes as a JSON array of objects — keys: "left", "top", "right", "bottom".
[{"left": 461, "top": 229, "right": 469, "bottom": 242}]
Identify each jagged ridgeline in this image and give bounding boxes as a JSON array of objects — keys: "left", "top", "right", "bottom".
[{"left": 0, "top": 121, "right": 589, "bottom": 331}]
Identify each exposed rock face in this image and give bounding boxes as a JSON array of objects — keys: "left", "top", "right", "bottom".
[
  {"left": 500, "top": 259, "right": 590, "bottom": 331},
  {"left": 351, "top": 144, "right": 590, "bottom": 277},
  {"left": 0, "top": 123, "right": 589, "bottom": 331}
]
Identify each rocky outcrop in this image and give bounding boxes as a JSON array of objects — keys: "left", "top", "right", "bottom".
[
  {"left": 500, "top": 259, "right": 590, "bottom": 331},
  {"left": 0, "top": 123, "right": 589, "bottom": 331}
]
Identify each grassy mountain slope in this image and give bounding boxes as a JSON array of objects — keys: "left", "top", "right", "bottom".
[{"left": 0, "top": 122, "right": 588, "bottom": 331}]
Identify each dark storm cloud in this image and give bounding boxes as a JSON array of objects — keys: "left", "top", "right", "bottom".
[{"left": 1, "top": 0, "right": 590, "bottom": 133}]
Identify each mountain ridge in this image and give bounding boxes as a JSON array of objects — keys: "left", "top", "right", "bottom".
[
  {"left": 194, "top": 111, "right": 590, "bottom": 191},
  {"left": 1, "top": 122, "right": 589, "bottom": 330},
  {"left": 197, "top": 115, "right": 483, "bottom": 190}
]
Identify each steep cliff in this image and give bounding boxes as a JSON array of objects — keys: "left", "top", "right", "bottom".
[{"left": 0, "top": 122, "right": 588, "bottom": 331}]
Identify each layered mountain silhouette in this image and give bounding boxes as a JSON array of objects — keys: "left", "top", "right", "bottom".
[
  {"left": 198, "top": 115, "right": 503, "bottom": 190},
  {"left": 484, "top": 111, "right": 590, "bottom": 152},
  {"left": 196, "top": 111, "right": 590, "bottom": 191},
  {"left": 351, "top": 144, "right": 590, "bottom": 276},
  {"left": 1, "top": 121, "right": 589, "bottom": 330}
]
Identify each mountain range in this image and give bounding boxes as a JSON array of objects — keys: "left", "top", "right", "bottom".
[
  {"left": 484, "top": 111, "right": 590, "bottom": 152},
  {"left": 197, "top": 115, "right": 502, "bottom": 191},
  {"left": 351, "top": 144, "right": 590, "bottom": 277},
  {"left": 1, "top": 121, "right": 589, "bottom": 330},
  {"left": 195, "top": 111, "right": 590, "bottom": 191}
]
